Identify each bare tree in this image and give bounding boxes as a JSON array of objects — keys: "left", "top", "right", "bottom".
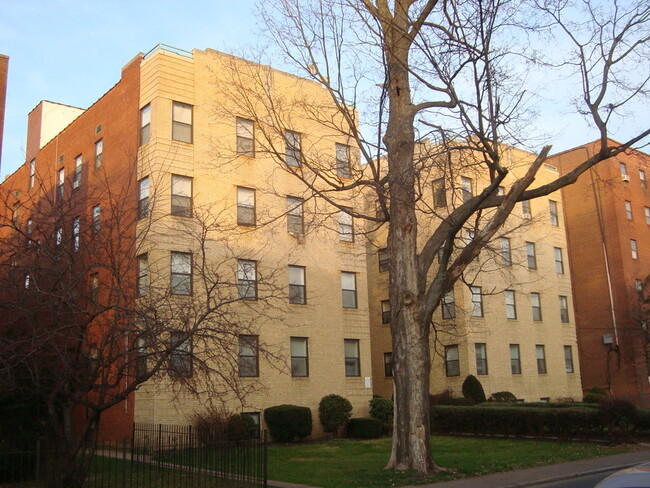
[
  {"left": 215, "top": 0, "right": 650, "bottom": 475},
  {"left": 0, "top": 166, "right": 283, "bottom": 488}
]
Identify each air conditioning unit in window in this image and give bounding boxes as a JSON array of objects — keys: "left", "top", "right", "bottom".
[
  {"left": 523, "top": 212, "right": 532, "bottom": 220},
  {"left": 622, "top": 174, "right": 630, "bottom": 182},
  {"left": 290, "top": 232, "right": 306, "bottom": 244}
]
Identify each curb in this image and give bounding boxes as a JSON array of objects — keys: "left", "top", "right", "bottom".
[{"left": 498, "top": 463, "right": 638, "bottom": 488}]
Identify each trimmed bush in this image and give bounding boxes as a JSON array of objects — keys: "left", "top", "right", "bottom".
[
  {"left": 227, "top": 413, "right": 258, "bottom": 440},
  {"left": 462, "top": 375, "right": 486, "bottom": 404},
  {"left": 430, "top": 389, "right": 473, "bottom": 406},
  {"left": 489, "top": 391, "right": 517, "bottom": 403},
  {"left": 369, "top": 395, "right": 393, "bottom": 435},
  {"left": 319, "top": 394, "right": 353, "bottom": 435},
  {"left": 347, "top": 418, "right": 383, "bottom": 439},
  {"left": 264, "top": 404, "right": 312, "bottom": 442},
  {"left": 431, "top": 405, "right": 602, "bottom": 439},
  {"left": 599, "top": 399, "right": 638, "bottom": 442},
  {"left": 583, "top": 387, "right": 607, "bottom": 403}
]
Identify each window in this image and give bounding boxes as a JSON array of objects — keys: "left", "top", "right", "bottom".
[
  {"left": 94, "top": 139, "right": 103, "bottom": 168},
  {"left": 171, "top": 175, "right": 192, "bottom": 217},
  {"left": 238, "top": 335, "right": 259, "bottom": 377},
  {"left": 631, "top": 239, "right": 639, "bottom": 259},
  {"left": 497, "top": 186, "right": 505, "bottom": 196},
  {"left": 641, "top": 169, "right": 647, "bottom": 188},
  {"left": 445, "top": 345, "right": 460, "bottom": 377},
  {"left": 531, "top": 292, "right": 542, "bottom": 321},
  {"left": 72, "top": 217, "right": 80, "bottom": 252},
  {"left": 645, "top": 207, "right": 650, "bottom": 225},
  {"left": 526, "top": 242, "right": 537, "bottom": 270},
  {"left": 290, "top": 337, "right": 308, "bottom": 377},
  {"left": 169, "top": 331, "right": 192, "bottom": 378},
  {"left": 559, "top": 295, "right": 569, "bottom": 323},
  {"left": 344, "top": 339, "right": 360, "bottom": 377},
  {"left": 74, "top": 155, "right": 82, "bottom": 189},
  {"left": 378, "top": 248, "right": 389, "bottom": 273},
  {"left": 136, "top": 337, "right": 147, "bottom": 378},
  {"left": 336, "top": 143, "right": 350, "bottom": 178},
  {"left": 244, "top": 413, "right": 261, "bottom": 438},
  {"left": 285, "top": 130, "right": 301, "bottom": 167},
  {"left": 172, "top": 102, "right": 193, "bottom": 143},
  {"left": 288, "top": 265, "right": 306, "bottom": 304},
  {"left": 564, "top": 345, "right": 574, "bottom": 373},
  {"left": 57, "top": 168, "right": 65, "bottom": 200},
  {"left": 521, "top": 200, "right": 531, "bottom": 218},
  {"left": 92, "top": 205, "right": 101, "bottom": 235},
  {"left": 475, "top": 343, "right": 488, "bottom": 375},
  {"left": 549, "top": 200, "right": 558, "bottom": 226},
  {"left": 287, "top": 197, "right": 304, "bottom": 234},
  {"left": 625, "top": 201, "right": 633, "bottom": 220},
  {"left": 505, "top": 290, "right": 517, "bottom": 319},
  {"left": 138, "top": 177, "right": 150, "bottom": 219},
  {"left": 554, "top": 247, "right": 564, "bottom": 274},
  {"left": 237, "top": 259, "right": 257, "bottom": 300},
  {"left": 442, "top": 291, "right": 456, "bottom": 319},
  {"left": 170, "top": 252, "right": 192, "bottom": 296},
  {"left": 90, "top": 273, "right": 99, "bottom": 302},
  {"left": 26, "top": 219, "right": 33, "bottom": 243},
  {"left": 620, "top": 162, "right": 628, "bottom": 177},
  {"left": 11, "top": 203, "right": 19, "bottom": 227},
  {"left": 137, "top": 254, "right": 149, "bottom": 297},
  {"left": 236, "top": 118, "right": 255, "bottom": 156},
  {"left": 461, "top": 177, "right": 473, "bottom": 202},
  {"left": 56, "top": 227, "right": 63, "bottom": 246},
  {"left": 636, "top": 279, "right": 643, "bottom": 292},
  {"left": 381, "top": 300, "right": 391, "bottom": 324},
  {"left": 29, "top": 160, "right": 35, "bottom": 188},
  {"left": 237, "top": 187, "right": 256, "bottom": 226},
  {"left": 24, "top": 274, "right": 30, "bottom": 289},
  {"left": 500, "top": 237, "right": 511, "bottom": 266},
  {"left": 510, "top": 344, "right": 521, "bottom": 374},
  {"left": 432, "top": 178, "right": 447, "bottom": 208},
  {"left": 470, "top": 286, "right": 483, "bottom": 317},
  {"left": 339, "top": 208, "right": 354, "bottom": 242},
  {"left": 140, "top": 104, "right": 151, "bottom": 145},
  {"left": 536, "top": 345, "right": 547, "bottom": 374},
  {"left": 384, "top": 352, "right": 393, "bottom": 377},
  {"left": 341, "top": 271, "right": 357, "bottom": 308}
]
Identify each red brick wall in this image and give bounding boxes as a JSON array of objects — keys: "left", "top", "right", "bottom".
[{"left": 554, "top": 141, "right": 650, "bottom": 406}]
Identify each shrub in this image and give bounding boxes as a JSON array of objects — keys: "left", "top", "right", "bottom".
[
  {"left": 583, "top": 387, "right": 607, "bottom": 403},
  {"left": 226, "top": 413, "right": 258, "bottom": 441},
  {"left": 264, "top": 405, "right": 312, "bottom": 442},
  {"left": 599, "top": 399, "right": 639, "bottom": 442},
  {"left": 462, "top": 375, "right": 486, "bottom": 404},
  {"left": 319, "top": 394, "right": 353, "bottom": 435},
  {"left": 191, "top": 406, "right": 229, "bottom": 447},
  {"left": 368, "top": 395, "right": 393, "bottom": 434},
  {"left": 430, "top": 389, "right": 473, "bottom": 406},
  {"left": 489, "top": 391, "right": 517, "bottom": 403},
  {"left": 347, "top": 418, "right": 383, "bottom": 439}
]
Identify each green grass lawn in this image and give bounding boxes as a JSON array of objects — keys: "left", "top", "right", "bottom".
[{"left": 267, "top": 436, "right": 631, "bottom": 488}]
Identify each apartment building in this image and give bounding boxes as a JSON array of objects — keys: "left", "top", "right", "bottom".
[
  {"left": 368, "top": 146, "right": 583, "bottom": 402},
  {"left": 551, "top": 141, "right": 650, "bottom": 407},
  {"left": 0, "top": 45, "right": 374, "bottom": 440}
]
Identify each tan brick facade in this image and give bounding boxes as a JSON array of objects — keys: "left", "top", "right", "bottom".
[{"left": 368, "top": 146, "right": 583, "bottom": 402}]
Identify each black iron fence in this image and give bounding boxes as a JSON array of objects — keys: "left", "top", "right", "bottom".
[{"left": 0, "top": 423, "right": 267, "bottom": 488}]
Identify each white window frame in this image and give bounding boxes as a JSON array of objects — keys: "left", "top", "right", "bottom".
[
  {"left": 475, "top": 343, "right": 488, "bottom": 375},
  {"left": 531, "top": 292, "right": 542, "bottom": 321},
  {"left": 237, "top": 259, "right": 258, "bottom": 300},
  {"left": 339, "top": 208, "right": 354, "bottom": 242},
  {"left": 140, "top": 104, "right": 151, "bottom": 145},
  {"left": 564, "top": 345, "right": 574, "bottom": 373},
  {"left": 95, "top": 139, "right": 103, "bottom": 168},
  {"left": 505, "top": 290, "right": 517, "bottom": 319},
  {"left": 559, "top": 295, "right": 569, "bottom": 323},
  {"left": 536, "top": 345, "right": 547, "bottom": 374},
  {"left": 237, "top": 187, "right": 256, "bottom": 226},
  {"left": 170, "top": 251, "right": 192, "bottom": 296},
  {"left": 442, "top": 291, "right": 456, "bottom": 319},
  {"left": 172, "top": 101, "right": 193, "bottom": 143},
  {"left": 445, "top": 345, "right": 460, "bottom": 377},
  {"left": 290, "top": 337, "right": 309, "bottom": 377},
  {"left": 341, "top": 271, "right": 357, "bottom": 308},
  {"left": 239, "top": 335, "right": 259, "bottom": 377},
  {"left": 549, "top": 200, "right": 559, "bottom": 227},
  {"left": 74, "top": 155, "right": 82, "bottom": 189},
  {"left": 526, "top": 241, "right": 537, "bottom": 270},
  {"left": 92, "top": 204, "right": 101, "bottom": 235},
  {"left": 285, "top": 130, "right": 301, "bottom": 167},
  {"left": 500, "top": 237, "right": 511, "bottom": 266},
  {"left": 510, "top": 344, "right": 521, "bottom": 374},
  {"left": 288, "top": 265, "right": 306, "bottom": 305},
  {"left": 344, "top": 339, "right": 361, "bottom": 377},
  {"left": 554, "top": 247, "right": 564, "bottom": 274},
  {"left": 138, "top": 176, "right": 150, "bottom": 219},
  {"left": 470, "top": 286, "right": 483, "bottom": 317},
  {"left": 461, "top": 176, "right": 473, "bottom": 202},
  {"left": 137, "top": 253, "right": 149, "bottom": 297},
  {"left": 336, "top": 143, "right": 350, "bottom": 178},
  {"left": 287, "top": 197, "right": 304, "bottom": 234},
  {"left": 236, "top": 117, "right": 255, "bottom": 156},
  {"left": 631, "top": 239, "right": 639, "bottom": 259},
  {"left": 171, "top": 174, "right": 192, "bottom": 217},
  {"left": 625, "top": 201, "right": 633, "bottom": 220},
  {"left": 29, "top": 160, "right": 35, "bottom": 188}
]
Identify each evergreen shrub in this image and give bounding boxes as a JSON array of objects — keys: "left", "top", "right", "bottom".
[
  {"left": 264, "top": 404, "right": 312, "bottom": 442},
  {"left": 347, "top": 418, "right": 383, "bottom": 439},
  {"left": 318, "top": 394, "right": 352, "bottom": 435}
]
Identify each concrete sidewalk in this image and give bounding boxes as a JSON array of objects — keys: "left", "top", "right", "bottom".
[
  {"left": 267, "top": 447, "right": 650, "bottom": 488},
  {"left": 404, "top": 448, "right": 650, "bottom": 488}
]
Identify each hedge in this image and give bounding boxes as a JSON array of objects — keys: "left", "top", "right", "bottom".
[
  {"left": 347, "top": 418, "right": 383, "bottom": 439},
  {"left": 431, "top": 405, "right": 602, "bottom": 439}
]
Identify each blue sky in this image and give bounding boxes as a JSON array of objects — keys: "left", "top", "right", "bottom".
[
  {"left": 1, "top": 0, "right": 648, "bottom": 178},
  {"left": 0, "top": 0, "right": 259, "bottom": 177}
]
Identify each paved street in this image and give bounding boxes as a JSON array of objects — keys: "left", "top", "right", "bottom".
[{"left": 531, "top": 472, "right": 612, "bottom": 488}]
